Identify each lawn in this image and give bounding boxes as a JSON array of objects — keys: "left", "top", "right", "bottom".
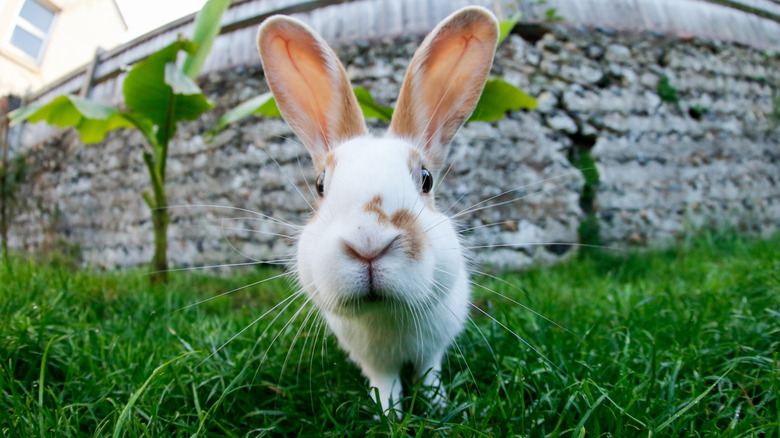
[{"left": 0, "top": 230, "right": 778, "bottom": 436}]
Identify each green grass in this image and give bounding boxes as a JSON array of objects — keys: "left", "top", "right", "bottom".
[{"left": 1, "top": 230, "right": 778, "bottom": 436}]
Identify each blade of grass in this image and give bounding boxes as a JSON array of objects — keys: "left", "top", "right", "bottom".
[
  {"left": 113, "top": 353, "right": 191, "bottom": 438},
  {"left": 656, "top": 363, "right": 736, "bottom": 430},
  {"left": 573, "top": 380, "right": 608, "bottom": 434},
  {"left": 39, "top": 335, "right": 61, "bottom": 438}
]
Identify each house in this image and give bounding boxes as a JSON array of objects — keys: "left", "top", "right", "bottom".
[{"left": 0, "top": 0, "right": 127, "bottom": 96}]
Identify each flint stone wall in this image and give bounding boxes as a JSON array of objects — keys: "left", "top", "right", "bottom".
[{"left": 9, "top": 24, "right": 780, "bottom": 271}]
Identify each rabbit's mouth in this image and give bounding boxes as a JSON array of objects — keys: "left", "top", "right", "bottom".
[
  {"left": 343, "top": 287, "right": 391, "bottom": 307},
  {"left": 335, "top": 293, "right": 390, "bottom": 314},
  {"left": 363, "top": 289, "right": 383, "bottom": 303},
  {"left": 334, "top": 284, "right": 404, "bottom": 313}
]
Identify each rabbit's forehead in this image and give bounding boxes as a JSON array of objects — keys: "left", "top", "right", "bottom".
[
  {"left": 330, "top": 138, "right": 420, "bottom": 177},
  {"left": 326, "top": 138, "right": 423, "bottom": 205},
  {"left": 333, "top": 137, "right": 413, "bottom": 164}
]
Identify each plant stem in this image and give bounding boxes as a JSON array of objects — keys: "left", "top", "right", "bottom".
[
  {"left": 150, "top": 192, "right": 169, "bottom": 285},
  {"left": 142, "top": 150, "right": 169, "bottom": 285},
  {"left": 1, "top": 112, "right": 10, "bottom": 270}
]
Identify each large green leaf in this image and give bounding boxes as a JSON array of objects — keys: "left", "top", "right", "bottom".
[
  {"left": 208, "top": 92, "right": 280, "bottom": 137},
  {"left": 469, "top": 78, "right": 537, "bottom": 122},
  {"left": 353, "top": 87, "right": 393, "bottom": 121},
  {"left": 10, "top": 95, "right": 133, "bottom": 143},
  {"left": 122, "top": 111, "right": 161, "bottom": 150},
  {"left": 181, "top": 0, "right": 230, "bottom": 79},
  {"left": 165, "top": 62, "right": 202, "bottom": 95},
  {"left": 123, "top": 39, "right": 213, "bottom": 146},
  {"left": 8, "top": 104, "right": 43, "bottom": 126},
  {"left": 498, "top": 13, "right": 521, "bottom": 46}
]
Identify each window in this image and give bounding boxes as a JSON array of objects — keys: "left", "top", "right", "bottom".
[{"left": 8, "top": 0, "right": 57, "bottom": 63}]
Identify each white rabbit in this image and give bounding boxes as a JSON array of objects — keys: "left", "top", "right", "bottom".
[{"left": 256, "top": 6, "right": 498, "bottom": 412}]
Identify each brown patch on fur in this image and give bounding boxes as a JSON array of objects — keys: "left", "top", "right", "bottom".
[
  {"left": 391, "top": 209, "right": 426, "bottom": 260},
  {"left": 363, "top": 195, "right": 427, "bottom": 260},
  {"left": 335, "top": 62, "right": 367, "bottom": 144},
  {"left": 325, "top": 152, "right": 338, "bottom": 171},
  {"left": 363, "top": 195, "right": 388, "bottom": 224},
  {"left": 407, "top": 148, "right": 422, "bottom": 172}
]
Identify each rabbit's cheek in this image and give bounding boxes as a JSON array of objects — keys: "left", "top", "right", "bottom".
[{"left": 389, "top": 209, "right": 427, "bottom": 261}]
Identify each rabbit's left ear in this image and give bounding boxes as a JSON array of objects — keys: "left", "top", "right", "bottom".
[
  {"left": 257, "top": 16, "right": 367, "bottom": 169},
  {"left": 390, "top": 7, "right": 498, "bottom": 170}
]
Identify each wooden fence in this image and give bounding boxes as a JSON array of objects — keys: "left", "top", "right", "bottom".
[{"left": 19, "top": 0, "right": 780, "bottom": 145}]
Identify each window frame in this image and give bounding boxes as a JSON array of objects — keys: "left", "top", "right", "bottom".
[{"left": 4, "top": 0, "right": 59, "bottom": 66}]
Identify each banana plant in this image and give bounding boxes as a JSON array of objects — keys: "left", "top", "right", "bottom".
[{"left": 10, "top": 0, "right": 230, "bottom": 284}]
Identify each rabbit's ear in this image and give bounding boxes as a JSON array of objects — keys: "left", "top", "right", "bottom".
[
  {"left": 390, "top": 7, "right": 498, "bottom": 170},
  {"left": 257, "top": 16, "right": 367, "bottom": 169}
]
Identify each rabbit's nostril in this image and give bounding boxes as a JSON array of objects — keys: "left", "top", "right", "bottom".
[{"left": 343, "top": 236, "right": 398, "bottom": 263}]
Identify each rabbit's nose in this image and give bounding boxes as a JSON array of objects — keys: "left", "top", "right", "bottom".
[{"left": 343, "top": 235, "right": 400, "bottom": 263}]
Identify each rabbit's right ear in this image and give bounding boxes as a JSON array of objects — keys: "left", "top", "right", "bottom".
[
  {"left": 257, "top": 16, "right": 367, "bottom": 169},
  {"left": 390, "top": 7, "right": 498, "bottom": 171}
]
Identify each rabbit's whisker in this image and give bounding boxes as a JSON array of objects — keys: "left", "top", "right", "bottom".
[
  {"left": 469, "top": 272, "right": 579, "bottom": 339},
  {"left": 305, "top": 317, "right": 327, "bottom": 412},
  {"left": 275, "top": 301, "right": 320, "bottom": 400},
  {"left": 219, "top": 223, "right": 264, "bottom": 262},
  {"left": 422, "top": 171, "right": 582, "bottom": 235},
  {"left": 458, "top": 220, "right": 513, "bottom": 233},
  {"left": 296, "top": 311, "right": 323, "bottom": 386},
  {"left": 177, "top": 271, "right": 294, "bottom": 312},
  {"left": 150, "top": 260, "right": 270, "bottom": 275},
  {"left": 197, "top": 289, "right": 304, "bottom": 368},
  {"left": 466, "top": 242, "right": 618, "bottom": 251},
  {"left": 433, "top": 161, "right": 456, "bottom": 194},
  {"left": 208, "top": 214, "right": 298, "bottom": 227},
  {"left": 441, "top": 190, "right": 471, "bottom": 218},
  {"left": 465, "top": 313, "right": 498, "bottom": 362},
  {"left": 450, "top": 172, "right": 581, "bottom": 220},
  {"left": 261, "top": 145, "right": 316, "bottom": 214},
  {"left": 469, "top": 302, "right": 563, "bottom": 374},
  {"left": 270, "top": 134, "right": 306, "bottom": 148},
  {"left": 449, "top": 337, "right": 480, "bottom": 397},
  {"left": 428, "top": 277, "right": 482, "bottom": 395},
  {"left": 249, "top": 286, "right": 315, "bottom": 383},
  {"left": 164, "top": 204, "right": 302, "bottom": 230},
  {"left": 216, "top": 225, "right": 294, "bottom": 240},
  {"left": 297, "top": 156, "right": 320, "bottom": 206}
]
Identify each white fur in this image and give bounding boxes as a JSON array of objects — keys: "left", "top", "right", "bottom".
[{"left": 296, "top": 138, "right": 469, "bottom": 409}]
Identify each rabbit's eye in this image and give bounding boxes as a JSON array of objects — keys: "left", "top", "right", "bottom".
[
  {"left": 421, "top": 168, "right": 433, "bottom": 194},
  {"left": 316, "top": 172, "right": 325, "bottom": 197}
]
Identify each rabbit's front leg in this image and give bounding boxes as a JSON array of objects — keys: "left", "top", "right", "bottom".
[
  {"left": 364, "top": 367, "right": 402, "bottom": 414},
  {"left": 416, "top": 353, "right": 447, "bottom": 409}
]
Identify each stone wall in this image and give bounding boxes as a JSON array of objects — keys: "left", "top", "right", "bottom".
[
  {"left": 532, "top": 27, "right": 780, "bottom": 245},
  {"left": 9, "top": 23, "right": 780, "bottom": 270}
]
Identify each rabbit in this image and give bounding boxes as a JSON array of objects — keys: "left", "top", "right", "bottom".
[{"left": 256, "top": 6, "right": 499, "bottom": 413}]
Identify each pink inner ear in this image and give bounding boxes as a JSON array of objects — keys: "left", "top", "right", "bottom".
[
  {"left": 258, "top": 17, "right": 368, "bottom": 162},
  {"left": 420, "top": 32, "right": 491, "bottom": 147},
  {"left": 265, "top": 32, "right": 335, "bottom": 147},
  {"left": 389, "top": 8, "right": 498, "bottom": 156}
]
